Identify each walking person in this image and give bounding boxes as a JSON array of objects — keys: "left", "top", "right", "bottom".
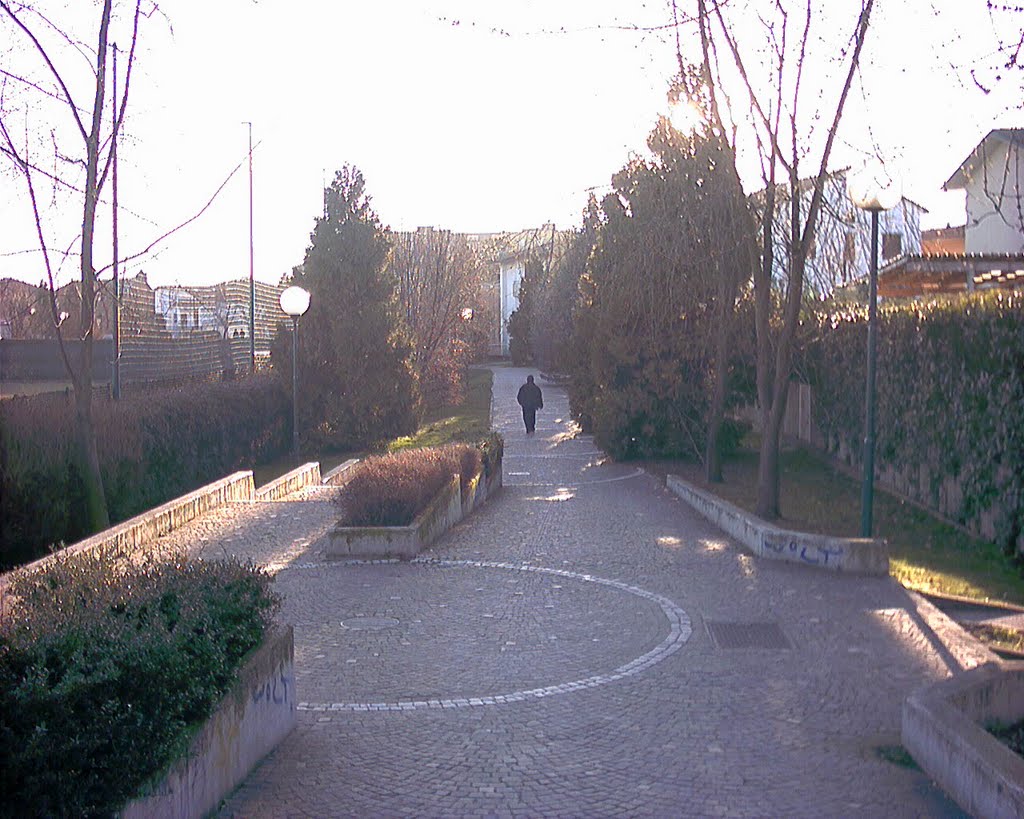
[{"left": 516, "top": 374, "right": 543, "bottom": 435}]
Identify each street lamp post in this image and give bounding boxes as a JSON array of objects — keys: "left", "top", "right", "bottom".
[
  {"left": 847, "top": 163, "right": 900, "bottom": 538},
  {"left": 279, "top": 286, "right": 311, "bottom": 462}
]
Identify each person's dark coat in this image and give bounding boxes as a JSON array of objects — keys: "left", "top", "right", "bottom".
[{"left": 517, "top": 379, "right": 543, "bottom": 411}]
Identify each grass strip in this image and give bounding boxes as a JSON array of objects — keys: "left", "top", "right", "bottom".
[{"left": 387, "top": 368, "right": 493, "bottom": 452}]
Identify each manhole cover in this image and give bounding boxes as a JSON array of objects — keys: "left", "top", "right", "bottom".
[
  {"left": 342, "top": 617, "right": 400, "bottom": 630},
  {"left": 706, "top": 621, "right": 791, "bottom": 649}
]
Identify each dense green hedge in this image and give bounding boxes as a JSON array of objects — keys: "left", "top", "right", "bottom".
[
  {"left": 0, "top": 546, "right": 278, "bottom": 817},
  {"left": 805, "top": 291, "right": 1024, "bottom": 555},
  {"left": 0, "top": 375, "right": 291, "bottom": 569}
]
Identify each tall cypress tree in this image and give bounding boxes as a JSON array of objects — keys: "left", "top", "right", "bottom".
[{"left": 292, "top": 166, "right": 419, "bottom": 449}]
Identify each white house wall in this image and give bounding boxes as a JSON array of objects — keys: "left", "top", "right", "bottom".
[
  {"left": 767, "top": 171, "right": 923, "bottom": 296},
  {"left": 499, "top": 260, "right": 524, "bottom": 356},
  {"left": 964, "top": 138, "right": 1024, "bottom": 254}
]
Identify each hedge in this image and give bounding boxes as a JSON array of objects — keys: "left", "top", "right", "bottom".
[
  {"left": 0, "top": 545, "right": 278, "bottom": 817},
  {"left": 0, "top": 375, "right": 291, "bottom": 570},
  {"left": 805, "top": 291, "right": 1024, "bottom": 555},
  {"left": 335, "top": 441, "right": 488, "bottom": 527}
]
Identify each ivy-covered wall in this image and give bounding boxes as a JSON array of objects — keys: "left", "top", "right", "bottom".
[{"left": 806, "top": 292, "right": 1024, "bottom": 555}]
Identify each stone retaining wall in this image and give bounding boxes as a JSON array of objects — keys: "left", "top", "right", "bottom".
[
  {"left": 255, "top": 462, "right": 322, "bottom": 501},
  {"left": 1, "top": 471, "right": 256, "bottom": 593},
  {"left": 903, "top": 661, "right": 1024, "bottom": 818},
  {"left": 665, "top": 474, "right": 888, "bottom": 575}
]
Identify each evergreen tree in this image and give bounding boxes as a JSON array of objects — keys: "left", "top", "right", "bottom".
[
  {"left": 506, "top": 257, "right": 542, "bottom": 366},
  {"left": 290, "top": 166, "right": 419, "bottom": 450},
  {"left": 568, "top": 113, "right": 753, "bottom": 460}
]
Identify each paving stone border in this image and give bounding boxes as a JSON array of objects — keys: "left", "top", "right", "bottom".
[{"left": 291, "top": 558, "right": 693, "bottom": 712}]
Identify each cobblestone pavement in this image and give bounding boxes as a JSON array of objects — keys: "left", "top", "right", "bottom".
[{"left": 170, "top": 366, "right": 971, "bottom": 817}]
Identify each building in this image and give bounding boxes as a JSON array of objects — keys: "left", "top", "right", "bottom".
[
  {"left": 921, "top": 225, "right": 965, "bottom": 255},
  {"left": 153, "top": 279, "right": 284, "bottom": 346},
  {"left": 944, "top": 128, "right": 1024, "bottom": 254},
  {"left": 879, "top": 128, "right": 1024, "bottom": 298},
  {"left": 491, "top": 224, "right": 566, "bottom": 356},
  {"left": 760, "top": 169, "right": 925, "bottom": 298},
  {"left": 395, "top": 224, "right": 568, "bottom": 358}
]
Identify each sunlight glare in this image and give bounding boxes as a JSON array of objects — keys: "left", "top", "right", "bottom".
[{"left": 668, "top": 98, "right": 701, "bottom": 134}]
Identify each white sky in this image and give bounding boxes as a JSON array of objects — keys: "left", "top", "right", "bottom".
[{"left": 0, "top": 0, "right": 1020, "bottom": 288}]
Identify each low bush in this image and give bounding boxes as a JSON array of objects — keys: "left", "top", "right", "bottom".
[
  {"left": 0, "top": 545, "right": 278, "bottom": 818},
  {"left": 0, "top": 374, "right": 291, "bottom": 569},
  {"left": 336, "top": 443, "right": 483, "bottom": 527}
]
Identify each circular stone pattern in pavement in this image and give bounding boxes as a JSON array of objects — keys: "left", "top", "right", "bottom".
[{"left": 280, "top": 559, "right": 692, "bottom": 712}]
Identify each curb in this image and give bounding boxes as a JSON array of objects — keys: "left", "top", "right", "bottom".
[{"left": 665, "top": 474, "right": 889, "bottom": 575}]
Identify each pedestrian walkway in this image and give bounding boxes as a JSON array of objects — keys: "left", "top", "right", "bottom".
[{"left": 168, "top": 366, "right": 970, "bottom": 816}]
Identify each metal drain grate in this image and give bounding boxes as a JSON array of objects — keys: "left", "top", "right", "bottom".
[{"left": 705, "top": 621, "right": 791, "bottom": 650}]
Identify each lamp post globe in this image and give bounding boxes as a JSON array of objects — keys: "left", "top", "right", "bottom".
[
  {"left": 279, "top": 286, "right": 311, "bottom": 462},
  {"left": 847, "top": 161, "right": 901, "bottom": 212},
  {"left": 847, "top": 162, "right": 900, "bottom": 538},
  {"left": 279, "top": 285, "right": 311, "bottom": 318}
]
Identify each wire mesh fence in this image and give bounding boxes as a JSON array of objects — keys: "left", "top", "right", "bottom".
[{"left": 0, "top": 274, "right": 287, "bottom": 398}]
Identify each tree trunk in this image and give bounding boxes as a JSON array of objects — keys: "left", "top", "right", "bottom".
[
  {"left": 705, "top": 278, "right": 733, "bottom": 483},
  {"left": 72, "top": 0, "right": 113, "bottom": 531},
  {"left": 75, "top": 387, "right": 108, "bottom": 529}
]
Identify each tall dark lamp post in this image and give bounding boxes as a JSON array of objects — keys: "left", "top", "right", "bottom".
[
  {"left": 847, "top": 163, "right": 900, "bottom": 538},
  {"left": 279, "top": 286, "right": 311, "bottom": 462}
]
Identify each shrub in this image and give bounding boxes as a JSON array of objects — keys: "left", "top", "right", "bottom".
[
  {"left": 0, "top": 545, "right": 278, "bottom": 817},
  {"left": 0, "top": 374, "right": 290, "bottom": 570},
  {"left": 336, "top": 443, "right": 483, "bottom": 527}
]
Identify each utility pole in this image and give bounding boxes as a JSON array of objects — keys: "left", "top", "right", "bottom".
[
  {"left": 246, "top": 121, "right": 255, "bottom": 373},
  {"left": 111, "top": 43, "right": 121, "bottom": 400}
]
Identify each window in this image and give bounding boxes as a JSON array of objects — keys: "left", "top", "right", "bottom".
[
  {"left": 882, "top": 232, "right": 902, "bottom": 260},
  {"left": 843, "top": 233, "right": 857, "bottom": 264}
]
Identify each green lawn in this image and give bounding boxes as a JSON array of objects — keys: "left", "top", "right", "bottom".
[
  {"left": 656, "top": 444, "right": 1024, "bottom": 606},
  {"left": 387, "top": 368, "right": 493, "bottom": 452}
]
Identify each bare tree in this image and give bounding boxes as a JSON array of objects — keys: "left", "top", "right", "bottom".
[
  {"left": 683, "top": 0, "right": 876, "bottom": 518},
  {"left": 0, "top": 0, "right": 148, "bottom": 529},
  {"left": 390, "top": 227, "right": 487, "bottom": 403}
]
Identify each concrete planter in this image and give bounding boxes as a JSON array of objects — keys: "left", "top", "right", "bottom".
[
  {"left": 327, "top": 452, "right": 502, "bottom": 560},
  {"left": 483, "top": 456, "right": 503, "bottom": 498},
  {"left": 665, "top": 474, "right": 889, "bottom": 575},
  {"left": 328, "top": 474, "right": 463, "bottom": 559},
  {"left": 121, "top": 626, "right": 296, "bottom": 819},
  {"left": 903, "top": 661, "right": 1024, "bottom": 819}
]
